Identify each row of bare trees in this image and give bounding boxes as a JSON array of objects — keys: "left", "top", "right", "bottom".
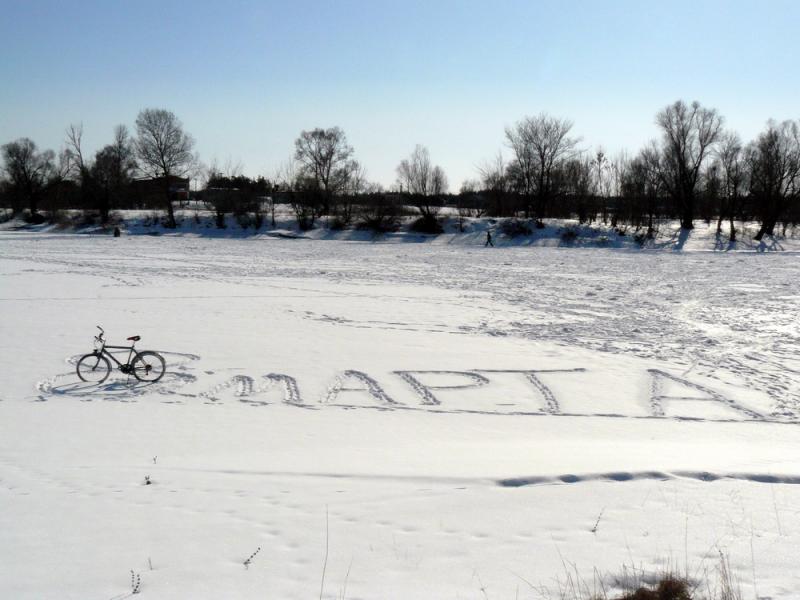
[
  {"left": 2, "top": 101, "right": 799, "bottom": 238},
  {"left": 1, "top": 108, "right": 195, "bottom": 227},
  {"left": 472, "top": 102, "right": 799, "bottom": 240}
]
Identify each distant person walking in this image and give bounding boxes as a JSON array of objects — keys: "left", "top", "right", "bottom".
[
  {"left": 113, "top": 227, "right": 121, "bottom": 237},
  {"left": 485, "top": 229, "right": 494, "bottom": 247}
]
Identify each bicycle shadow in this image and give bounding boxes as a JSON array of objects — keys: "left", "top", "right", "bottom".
[{"left": 37, "top": 371, "right": 197, "bottom": 402}]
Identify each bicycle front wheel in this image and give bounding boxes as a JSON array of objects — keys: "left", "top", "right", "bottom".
[
  {"left": 76, "top": 353, "right": 111, "bottom": 383},
  {"left": 131, "top": 351, "right": 166, "bottom": 382}
]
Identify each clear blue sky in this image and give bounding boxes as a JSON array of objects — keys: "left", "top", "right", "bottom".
[{"left": 1, "top": 0, "right": 798, "bottom": 188}]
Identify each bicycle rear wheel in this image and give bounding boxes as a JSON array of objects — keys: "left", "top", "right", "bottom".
[
  {"left": 131, "top": 351, "right": 166, "bottom": 382},
  {"left": 76, "top": 353, "right": 111, "bottom": 383}
]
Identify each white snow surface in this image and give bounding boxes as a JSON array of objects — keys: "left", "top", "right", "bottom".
[{"left": 1, "top": 232, "right": 799, "bottom": 599}]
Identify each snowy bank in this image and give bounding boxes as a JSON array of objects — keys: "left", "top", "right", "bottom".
[{"left": 2, "top": 208, "right": 799, "bottom": 252}]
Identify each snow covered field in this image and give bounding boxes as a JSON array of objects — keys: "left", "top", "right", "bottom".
[{"left": 1, "top": 232, "right": 799, "bottom": 598}]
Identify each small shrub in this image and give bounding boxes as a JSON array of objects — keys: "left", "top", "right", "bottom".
[
  {"left": 561, "top": 227, "right": 579, "bottom": 243},
  {"left": 617, "top": 575, "right": 691, "bottom": 600},
  {"left": 409, "top": 215, "right": 444, "bottom": 234},
  {"left": 79, "top": 212, "right": 97, "bottom": 227},
  {"left": 24, "top": 211, "right": 47, "bottom": 224},
  {"left": 236, "top": 212, "right": 253, "bottom": 229},
  {"left": 297, "top": 216, "right": 315, "bottom": 231},
  {"left": 355, "top": 200, "right": 401, "bottom": 233},
  {"left": 550, "top": 553, "right": 740, "bottom": 600},
  {"left": 142, "top": 211, "right": 162, "bottom": 228},
  {"left": 633, "top": 232, "right": 647, "bottom": 246},
  {"left": 500, "top": 218, "right": 532, "bottom": 237},
  {"left": 52, "top": 210, "right": 72, "bottom": 229},
  {"left": 534, "top": 219, "right": 546, "bottom": 229},
  {"left": 356, "top": 215, "right": 399, "bottom": 234},
  {"left": 328, "top": 216, "right": 350, "bottom": 230}
]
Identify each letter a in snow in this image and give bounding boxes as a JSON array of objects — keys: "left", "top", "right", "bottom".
[{"left": 647, "top": 369, "right": 762, "bottom": 420}]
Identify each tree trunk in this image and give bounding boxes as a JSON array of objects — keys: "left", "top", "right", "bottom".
[
  {"left": 679, "top": 189, "right": 694, "bottom": 229},
  {"left": 680, "top": 206, "right": 694, "bottom": 230},
  {"left": 754, "top": 218, "right": 776, "bottom": 241},
  {"left": 164, "top": 180, "right": 176, "bottom": 228},
  {"left": 28, "top": 183, "right": 39, "bottom": 215},
  {"left": 100, "top": 189, "right": 110, "bottom": 224}
]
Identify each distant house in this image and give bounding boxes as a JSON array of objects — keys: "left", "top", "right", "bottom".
[{"left": 133, "top": 176, "right": 190, "bottom": 206}]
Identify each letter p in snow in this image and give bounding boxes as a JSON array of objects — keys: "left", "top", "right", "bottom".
[{"left": 394, "top": 371, "right": 490, "bottom": 405}]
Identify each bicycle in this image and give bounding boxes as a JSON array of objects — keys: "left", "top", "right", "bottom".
[{"left": 76, "top": 326, "right": 166, "bottom": 383}]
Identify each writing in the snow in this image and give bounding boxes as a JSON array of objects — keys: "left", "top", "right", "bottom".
[{"left": 195, "top": 368, "right": 770, "bottom": 422}]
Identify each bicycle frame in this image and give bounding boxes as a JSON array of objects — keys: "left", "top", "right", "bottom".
[{"left": 93, "top": 342, "right": 139, "bottom": 370}]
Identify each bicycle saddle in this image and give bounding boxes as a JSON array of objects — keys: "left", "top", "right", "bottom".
[{"left": 127, "top": 335, "right": 141, "bottom": 342}]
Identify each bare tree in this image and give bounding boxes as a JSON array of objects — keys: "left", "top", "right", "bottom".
[
  {"left": 456, "top": 179, "right": 482, "bottom": 231},
  {"left": 619, "top": 143, "right": 664, "bottom": 238},
  {"left": 294, "top": 127, "right": 356, "bottom": 216},
  {"left": 590, "top": 148, "right": 615, "bottom": 223},
  {"left": 64, "top": 122, "right": 103, "bottom": 219},
  {"left": 1, "top": 138, "right": 55, "bottom": 216},
  {"left": 91, "top": 125, "right": 137, "bottom": 222},
  {"left": 202, "top": 158, "right": 246, "bottom": 227},
  {"left": 431, "top": 165, "right": 448, "bottom": 196},
  {"left": 478, "top": 152, "right": 512, "bottom": 216},
  {"left": 639, "top": 143, "right": 666, "bottom": 237},
  {"left": 336, "top": 160, "right": 369, "bottom": 226},
  {"left": 459, "top": 179, "right": 479, "bottom": 194},
  {"left": 274, "top": 158, "right": 321, "bottom": 230},
  {"left": 714, "top": 132, "right": 746, "bottom": 241},
  {"left": 563, "top": 156, "right": 594, "bottom": 223},
  {"left": 273, "top": 159, "right": 297, "bottom": 192},
  {"left": 396, "top": 145, "right": 448, "bottom": 219},
  {"left": 478, "top": 153, "right": 508, "bottom": 190},
  {"left": 505, "top": 113, "right": 580, "bottom": 223},
  {"left": 134, "top": 108, "right": 196, "bottom": 228},
  {"left": 65, "top": 123, "right": 88, "bottom": 178},
  {"left": 396, "top": 144, "right": 433, "bottom": 195},
  {"left": 655, "top": 100, "right": 724, "bottom": 229},
  {"left": 504, "top": 125, "right": 536, "bottom": 217},
  {"left": 746, "top": 120, "right": 800, "bottom": 240},
  {"left": 267, "top": 159, "right": 303, "bottom": 227}
]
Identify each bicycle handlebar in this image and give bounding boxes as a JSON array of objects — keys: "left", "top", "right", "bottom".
[{"left": 95, "top": 325, "right": 105, "bottom": 342}]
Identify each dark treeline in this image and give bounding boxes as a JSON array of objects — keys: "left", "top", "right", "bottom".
[{"left": 2, "top": 101, "right": 799, "bottom": 240}]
